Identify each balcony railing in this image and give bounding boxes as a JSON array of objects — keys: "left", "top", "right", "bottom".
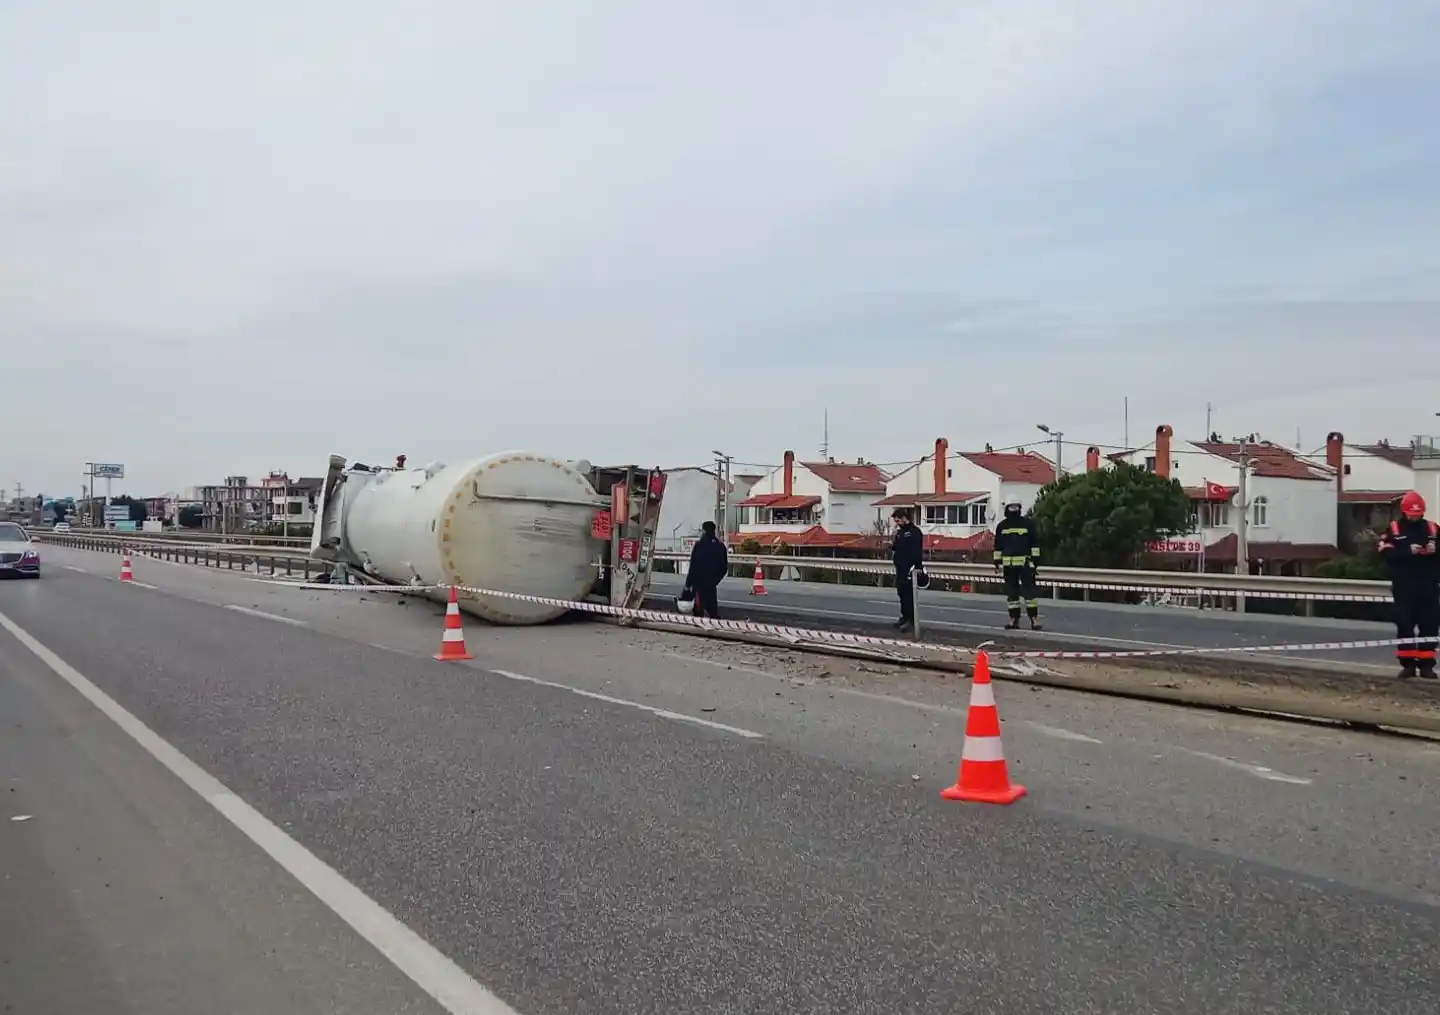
[{"left": 1413, "top": 435, "right": 1440, "bottom": 461}]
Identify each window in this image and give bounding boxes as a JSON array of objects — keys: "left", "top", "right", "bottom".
[
  {"left": 1205, "top": 502, "right": 1230, "bottom": 528},
  {"left": 973, "top": 503, "right": 988, "bottom": 525},
  {"left": 1144, "top": 456, "right": 1157, "bottom": 472},
  {"left": 1251, "top": 496, "right": 1269, "bottom": 527},
  {"left": 924, "top": 505, "right": 947, "bottom": 525}
]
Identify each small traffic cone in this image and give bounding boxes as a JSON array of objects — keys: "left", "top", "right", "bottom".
[
  {"left": 750, "top": 562, "right": 768, "bottom": 596},
  {"left": 941, "top": 650, "right": 1026, "bottom": 805},
  {"left": 433, "top": 587, "right": 474, "bottom": 661},
  {"left": 118, "top": 550, "right": 134, "bottom": 583}
]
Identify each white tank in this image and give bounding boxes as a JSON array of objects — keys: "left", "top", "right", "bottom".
[{"left": 338, "top": 452, "right": 604, "bottom": 624}]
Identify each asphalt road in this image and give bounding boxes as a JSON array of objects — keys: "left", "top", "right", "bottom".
[
  {"left": 651, "top": 572, "right": 1402, "bottom": 671},
  {"left": 2, "top": 545, "right": 1438, "bottom": 1013}
]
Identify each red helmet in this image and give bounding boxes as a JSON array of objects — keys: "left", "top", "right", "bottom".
[{"left": 1400, "top": 491, "right": 1426, "bottom": 519}]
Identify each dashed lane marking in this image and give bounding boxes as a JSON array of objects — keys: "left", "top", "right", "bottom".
[
  {"left": 1178, "top": 748, "right": 1313, "bottom": 785},
  {"left": 1023, "top": 722, "right": 1105, "bottom": 745},
  {"left": 490, "top": 669, "right": 764, "bottom": 739},
  {"left": 223, "top": 605, "right": 309, "bottom": 627}
]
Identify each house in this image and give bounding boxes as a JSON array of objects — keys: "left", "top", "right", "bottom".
[
  {"left": 1309, "top": 433, "right": 1440, "bottom": 538},
  {"left": 733, "top": 451, "right": 889, "bottom": 547},
  {"left": 1110, "top": 424, "right": 1337, "bottom": 574},
  {"left": 874, "top": 438, "right": 1056, "bottom": 551},
  {"left": 654, "top": 467, "right": 732, "bottom": 553}
]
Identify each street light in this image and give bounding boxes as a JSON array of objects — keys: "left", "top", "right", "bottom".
[
  {"left": 710, "top": 450, "right": 733, "bottom": 535},
  {"left": 1036, "top": 424, "right": 1064, "bottom": 478}
]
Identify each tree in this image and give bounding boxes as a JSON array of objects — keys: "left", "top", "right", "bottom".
[
  {"left": 1030, "top": 462, "right": 1193, "bottom": 569},
  {"left": 178, "top": 505, "right": 204, "bottom": 529},
  {"left": 111, "top": 495, "right": 148, "bottom": 524}
]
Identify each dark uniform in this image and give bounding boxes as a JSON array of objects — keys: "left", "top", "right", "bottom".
[
  {"left": 684, "top": 525, "right": 730, "bottom": 619},
  {"left": 1378, "top": 492, "right": 1438, "bottom": 679},
  {"left": 993, "top": 503, "right": 1041, "bottom": 629},
  {"left": 891, "top": 512, "right": 925, "bottom": 629}
]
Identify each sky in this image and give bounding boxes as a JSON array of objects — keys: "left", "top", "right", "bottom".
[{"left": 4, "top": 0, "right": 1440, "bottom": 498}]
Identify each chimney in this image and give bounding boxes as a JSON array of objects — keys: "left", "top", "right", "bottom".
[
  {"left": 933, "top": 437, "right": 949, "bottom": 495},
  {"left": 1155, "top": 424, "right": 1173, "bottom": 479},
  {"left": 783, "top": 450, "right": 794, "bottom": 497},
  {"left": 1085, "top": 446, "right": 1100, "bottom": 472},
  {"left": 1326, "top": 431, "right": 1344, "bottom": 492}
]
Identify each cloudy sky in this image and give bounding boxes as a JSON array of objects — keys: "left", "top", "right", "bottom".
[{"left": 5, "top": 1, "right": 1439, "bottom": 497}]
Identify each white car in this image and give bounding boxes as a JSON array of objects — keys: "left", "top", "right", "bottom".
[
  {"left": 0, "top": 522, "right": 40, "bottom": 578},
  {"left": 54, "top": 521, "right": 71, "bottom": 532}
]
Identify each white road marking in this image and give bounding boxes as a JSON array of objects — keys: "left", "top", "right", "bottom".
[
  {"left": 223, "top": 604, "right": 309, "bottom": 627},
  {"left": 1023, "top": 722, "right": 1104, "bottom": 744},
  {"left": 62, "top": 565, "right": 90, "bottom": 574},
  {"left": 105, "top": 576, "right": 159, "bottom": 589},
  {"left": 1178, "top": 748, "right": 1313, "bottom": 785},
  {"left": 490, "top": 669, "right": 764, "bottom": 739},
  {"left": 0, "top": 608, "right": 520, "bottom": 1015}
]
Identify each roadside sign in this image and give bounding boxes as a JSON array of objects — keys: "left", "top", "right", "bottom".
[
  {"left": 103, "top": 505, "right": 131, "bottom": 523},
  {"left": 93, "top": 463, "right": 125, "bottom": 479},
  {"left": 1147, "top": 539, "right": 1204, "bottom": 554}
]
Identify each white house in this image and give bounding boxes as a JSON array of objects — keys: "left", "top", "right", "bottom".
[
  {"left": 734, "top": 452, "right": 888, "bottom": 546},
  {"left": 1306, "top": 432, "right": 1440, "bottom": 534},
  {"left": 654, "top": 467, "right": 731, "bottom": 554},
  {"left": 875, "top": 438, "right": 1056, "bottom": 550},
  {"left": 1112, "top": 424, "right": 1337, "bottom": 574}
]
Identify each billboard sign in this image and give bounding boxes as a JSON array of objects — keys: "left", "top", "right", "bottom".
[
  {"left": 93, "top": 463, "right": 125, "bottom": 479},
  {"left": 104, "top": 505, "right": 131, "bottom": 523}
]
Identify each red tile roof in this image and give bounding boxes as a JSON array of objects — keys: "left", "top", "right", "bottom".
[
  {"left": 801, "top": 461, "right": 888, "bottom": 492},
  {"left": 1182, "top": 482, "right": 1237, "bottom": 502},
  {"left": 961, "top": 452, "right": 1055, "bottom": 484},
  {"left": 1203, "top": 534, "right": 1338, "bottom": 563},
  {"left": 1338, "top": 489, "right": 1408, "bottom": 504},
  {"left": 873, "top": 491, "right": 989, "bottom": 507},
  {"left": 735, "top": 493, "right": 821, "bottom": 510},
  {"left": 1356, "top": 443, "right": 1415, "bottom": 468},
  {"left": 1193, "top": 441, "right": 1330, "bottom": 481}
]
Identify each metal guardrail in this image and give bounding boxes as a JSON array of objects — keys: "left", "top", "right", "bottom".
[
  {"left": 38, "top": 532, "right": 1392, "bottom": 602},
  {"left": 54, "top": 527, "right": 311, "bottom": 547},
  {"left": 651, "top": 551, "right": 1393, "bottom": 602},
  {"left": 35, "top": 532, "right": 326, "bottom": 579}
]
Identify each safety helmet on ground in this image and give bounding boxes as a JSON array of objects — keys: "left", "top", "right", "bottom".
[{"left": 1400, "top": 491, "right": 1426, "bottom": 519}]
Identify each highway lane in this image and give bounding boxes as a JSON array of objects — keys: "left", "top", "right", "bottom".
[
  {"left": 3, "top": 552, "right": 1439, "bottom": 1012},
  {"left": 651, "top": 572, "right": 1402, "bottom": 670}
]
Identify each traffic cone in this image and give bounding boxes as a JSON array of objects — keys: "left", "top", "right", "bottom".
[
  {"left": 941, "top": 650, "right": 1026, "bottom": 805},
  {"left": 433, "top": 587, "right": 474, "bottom": 661},
  {"left": 750, "top": 562, "right": 768, "bottom": 596},
  {"left": 119, "top": 551, "right": 134, "bottom": 583}
]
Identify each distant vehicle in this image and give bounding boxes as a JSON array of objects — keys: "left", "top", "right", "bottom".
[
  {"left": 54, "top": 521, "right": 71, "bottom": 532},
  {"left": 0, "top": 522, "right": 40, "bottom": 578}
]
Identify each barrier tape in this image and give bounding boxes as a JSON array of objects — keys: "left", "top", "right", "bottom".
[{"left": 268, "top": 577, "right": 1434, "bottom": 663}]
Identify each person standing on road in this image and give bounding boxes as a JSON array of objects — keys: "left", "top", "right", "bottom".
[
  {"left": 1378, "top": 491, "right": 1438, "bottom": 680},
  {"left": 684, "top": 521, "right": 729, "bottom": 620},
  {"left": 890, "top": 508, "right": 925, "bottom": 630},
  {"left": 993, "top": 501, "right": 1042, "bottom": 630}
]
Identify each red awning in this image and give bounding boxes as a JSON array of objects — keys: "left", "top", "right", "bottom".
[{"left": 736, "top": 493, "right": 821, "bottom": 510}]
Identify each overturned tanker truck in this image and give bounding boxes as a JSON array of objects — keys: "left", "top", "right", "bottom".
[{"left": 309, "top": 452, "right": 667, "bottom": 624}]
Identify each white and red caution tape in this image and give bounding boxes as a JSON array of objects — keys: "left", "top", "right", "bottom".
[{"left": 271, "top": 577, "right": 1433, "bottom": 663}]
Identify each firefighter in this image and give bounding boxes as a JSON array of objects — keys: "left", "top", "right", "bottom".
[
  {"left": 1377, "top": 491, "right": 1439, "bottom": 679},
  {"left": 993, "top": 501, "right": 1042, "bottom": 630}
]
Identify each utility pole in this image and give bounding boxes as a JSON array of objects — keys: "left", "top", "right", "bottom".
[
  {"left": 820, "top": 408, "right": 830, "bottom": 460},
  {"left": 1036, "top": 424, "right": 1064, "bottom": 478},
  {"left": 1206, "top": 402, "right": 1213, "bottom": 439},
  {"left": 1234, "top": 437, "right": 1250, "bottom": 614},
  {"left": 710, "top": 450, "right": 733, "bottom": 537}
]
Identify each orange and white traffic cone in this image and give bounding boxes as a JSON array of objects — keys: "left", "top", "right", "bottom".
[
  {"left": 119, "top": 550, "right": 134, "bottom": 583},
  {"left": 433, "top": 587, "right": 474, "bottom": 661},
  {"left": 750, "top": 562, "right": 768, "bottom": 596},
  {"left": 940, "top": 650, "right": 1026, "bottom": 805}
]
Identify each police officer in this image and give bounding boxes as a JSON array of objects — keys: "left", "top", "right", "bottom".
[
  {"left": 993, "top": 501, "right": 1042, "bottom": 630},
  {"left": 1378, "top": 491, "right": 1438, "bottom": 679},
  {"left": 890, "top": 508, "right": 924, "bottom": 630}
]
